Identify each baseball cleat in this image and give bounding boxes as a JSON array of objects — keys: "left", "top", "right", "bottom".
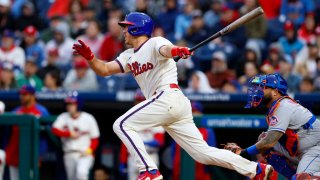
[
  {"left": 137, "top": 169, "right": 163, "bottom": 180},
  {"left": 252, "top": 163, "right": 274, "bottom": 180}
]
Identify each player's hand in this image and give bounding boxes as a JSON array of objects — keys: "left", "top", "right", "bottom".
[
  {"left": 171, "top": 46, "right": 192, "bottom": 59},
  {"left": 70, "top": 131, "right": 80, "bottom": 139},
  {"left": 72, "top": 40, "right": 94, "bottom": 61},
  {"left": 81, "top": 148, "right": 93, "bottom": 157},
  {"left": 221, "top": 142, "right": 242, "bottom": 155}
]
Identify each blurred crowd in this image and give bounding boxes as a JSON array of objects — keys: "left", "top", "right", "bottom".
[{"left": 0, "top": 0, "right": 320, "bottom": 94}]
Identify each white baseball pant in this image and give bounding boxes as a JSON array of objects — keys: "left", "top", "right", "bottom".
[
  {"left": 9, "top": 166, "right": 18, "bottom": 180},
  {"left": 0, "top": 150, "right": 5, "bottom": 180},
  {"left": 63, "top": 152, "right": 94, "bottom": 180},
  {"left": 113, "top": 89, "right": 258, "bottom": 179}
]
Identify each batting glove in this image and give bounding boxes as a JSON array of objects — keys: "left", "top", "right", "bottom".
[
  {"left": 72, "top": 40, "right": 94, "bottom": 62},
  {"left": 171, "top": 46, "right": 191, "bottom": 59}
]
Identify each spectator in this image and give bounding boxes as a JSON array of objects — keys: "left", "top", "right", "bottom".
[
  {"left": 184, "top": 10, "right": 210, "bottom": 47},
  {"left": 315, "top": 26, "right": 320, "bottom": 48},
  {"left": 21, "top": 26, "right": 45, "bottom": 68},
  {"left": 0, "top": 61, "right": 17, "bottom": 90},
  {"left": 16, "top": 58, "right": 43, "bottom": 91},
  {"left": 279, "top": 55, "right": 302, "bottom": 93},
  {"left": 42, "top": 71, "right": 63, "bottom": 92},
  {"left": 174, "top": 3, "right": 194, "bottom": 41},
  {"left": 68, "top": 0, "right": 87, "bottom": 39},
  {"left": 206, "top": 51, "right": 236, "bottom": 90},
  {"left": 45, "top": 21, "right": 74, "bottom": 74},
  {"left": 240, "top": 0, "right": 267, "bottom": 49},
  {"left": 83, "top": 6, "right": 97, "bottom": 22},
  {"left": 279, "top": 0, "right": 315, "bottom": 26},
  {"left": 260, "top": 63, "right": 275, "bottom": 75},
  {"left": 236, "top": 41, "right": 261, "bottom": 77},
  {"left": 294, "top": 41, "right": 319, "bottom": 78},
  {"left": 96, "top": 0, "right": 117, "bottom": 30},
  {"left": 212, "top": 3, "right": 246, "bottom": 48},
  {"left": 238, "top": 61, "right": 260, "bottom": 93},
  {"left": 299, "top": 77, "right": 315, "bottom": 93},
  {"left": 314, "top": 57, "right": 320, "bottom": 91},
  {"left": 278, "top": 21, "right": 305, "bottom": 59},
  {"left": 258, "top": 0, "right": 281, "bottom": 20},
  {"left": 63, "top": 56, "right": 99, "bottom": 91},
  {"left": 40, "top": 16, "right": 66, "bottom": 43},
  {"left": 298, "top": 14, "right": 317, "bottom": 44},
  {"left": 185, "top": 70, "right": 216, "bottom": 93},
  {"left": 194, "top": 37, "right": 238, "bottom": 71},
  {"left": 93, "top": 165, "right": 111, "bottom": 180},
  {"left": 221, "top": 80, "right": 239, "bottom": 94},
  {"left": 6, "top": 85, "right": 49, "bottom": 180},
  {"left": 52, "top": 93, "right": 100, "bottom": 180},
  {"left": 99, "top": 17, "right": 124, "bottom": 62},
  {"left": 262, "top": 43, "right": 283, "bottom": 72},
  {"left": 155, "top": 0, "right": 179, "bottom": 42},
  {"left": 0, "top": 0, "right": 14, "bottom": 32},
  {"left": 15, "top": 1, "right": 45, "bottom": 31},
  {"left": 37, "top": 48, "right": 62, "bottom": 80},
  {"left": 0, "top": 30, "right": 26, "bottom": 72},
  {"left": 203, "top": 0, "right": 222, "bottom": 29},
  {"left": 77, "top": 20, "right": 104, "bottom": 57}
]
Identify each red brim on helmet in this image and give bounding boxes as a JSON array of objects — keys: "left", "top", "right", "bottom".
[{"left": 118, "top": 21, "right": 135, "bottom": 27}]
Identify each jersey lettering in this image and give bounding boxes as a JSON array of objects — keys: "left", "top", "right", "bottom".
[{"left": 128, "top": 61, "right": 154, "bottom": 76}]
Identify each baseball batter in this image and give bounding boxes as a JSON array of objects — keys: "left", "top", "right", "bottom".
[
  {"left": 73, "top": 12, "right": 273, "bottom": 180},
  {"left": 231, "top": 74, "right": 320, "bottom": 179},
  {"left": 52, "top": 93, "right": 100, "bottom": 180}
]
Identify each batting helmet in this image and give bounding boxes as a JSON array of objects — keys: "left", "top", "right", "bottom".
[
  {"left": 118, "top": 12, "right": 154, "bottom": 37},
  {"left": 245, "top": 74, "right": 288, "bottom": 108}
]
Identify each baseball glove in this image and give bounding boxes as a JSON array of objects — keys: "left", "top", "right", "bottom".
[{"left": 221, "top": 142, "right": 242, "bottom": 154}]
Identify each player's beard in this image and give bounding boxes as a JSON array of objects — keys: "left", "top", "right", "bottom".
[{"left": 262, "top": 93, "right": 272, "bottom": 106}]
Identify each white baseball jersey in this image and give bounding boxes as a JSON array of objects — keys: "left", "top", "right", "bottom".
[
  {"left": 53, "top": 112, "right": 100, "bottom": 152},
  {"left": 116, "top": 36, "right": 178, "bottom": 99}
]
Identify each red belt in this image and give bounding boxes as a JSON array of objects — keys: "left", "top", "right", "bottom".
[{"left": 169, "top": 83, "right": 180, "bottom": 89}]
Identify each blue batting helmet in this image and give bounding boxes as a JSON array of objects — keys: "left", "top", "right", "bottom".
[
  {"left": 64, "top": 91, "right": 82, "bottom": 110},
  {"left": 118, "top": 12, "right": 154, "bottom": 37},
  {"left": 245, "top": 74, "right": 288, "bottom": 108}
]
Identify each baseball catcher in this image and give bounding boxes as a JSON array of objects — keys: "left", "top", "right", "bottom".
[{"left": 223, "top": 74, "right": 320, "bottom": 180}]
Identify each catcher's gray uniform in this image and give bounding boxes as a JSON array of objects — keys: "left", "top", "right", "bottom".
[{"left": 267, "top": 97, "right": 320, "bottom": 175}]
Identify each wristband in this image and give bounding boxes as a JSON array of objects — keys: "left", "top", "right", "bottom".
[{"left": 247, "top": 145, "right": 259, "bottom": 155}]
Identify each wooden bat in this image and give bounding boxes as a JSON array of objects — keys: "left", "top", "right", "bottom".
[{"left": 174, "top": 6, "right": 264, "bottom": 62}]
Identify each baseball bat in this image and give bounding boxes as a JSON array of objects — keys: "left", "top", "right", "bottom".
[{"left": 174, "top": 6, "right": 264, "bottom": 62}]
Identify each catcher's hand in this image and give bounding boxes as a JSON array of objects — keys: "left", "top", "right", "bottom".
[{"left": 221, "top": 142, "right": 242, "bottom": 155}]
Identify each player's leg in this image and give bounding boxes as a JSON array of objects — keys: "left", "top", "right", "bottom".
[
  {"left": 128, "top": 155, "right": 138, "bottom": 180},
  {"left": 0, "top": 150, "right": 5, "bottom": 180},
  {"left": 9, "top": 166, "right": 18, "bottom": 180},
  {"left": 75, "top": 155, "right": 94, "bottom": 180},
  {"left": 163, "top": 119, "right": 258, "bottom": 178},
  {"left": 112, "top": 90, "right": 178, "bottom": 173},
  {"left": 63, "top": 153, "right": 79, "bottom": 180},
  {"left": 296, "top": 145, "right": 320, "bottom": 175}
]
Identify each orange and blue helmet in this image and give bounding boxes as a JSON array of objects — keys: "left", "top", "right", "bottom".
[
  {"left": 245, "top": 74, "right": 288, "bottom": 108},
  {"left": 118, "top": 12, "right": 154, "bottom": 37}
]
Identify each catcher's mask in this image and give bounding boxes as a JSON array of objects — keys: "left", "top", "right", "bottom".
[{"left": 245, "top": 74, "right": 288, "bottom": 108}]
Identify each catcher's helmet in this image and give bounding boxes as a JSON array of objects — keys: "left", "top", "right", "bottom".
[
  {"left": 118, "top": 12, "right": 154, "bottom": 37},
  {"left": 245, "top": 74, "right": 288, "bottom": 108}
]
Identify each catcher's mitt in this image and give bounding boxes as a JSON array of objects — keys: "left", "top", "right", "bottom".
[{"left": 221, "top": 142, "right": 242, "bottom": 155}]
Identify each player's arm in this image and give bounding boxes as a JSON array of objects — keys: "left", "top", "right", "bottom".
[
  {"left": 240, "top": 131, "right": 283, "bottom": 159},
  {"left": 73, "top": 40, "right": 122, "bottom": 76},
  {"left": 159, "top": 45, "right": 192, "bottom": 59}
]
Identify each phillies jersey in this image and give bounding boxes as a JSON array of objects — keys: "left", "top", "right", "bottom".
[
  {"left": 116, "top": 37, "right": 178, "bottom": 99},
  {"left": 53, "top": 112, "right": 100, "bottom": 153}
]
